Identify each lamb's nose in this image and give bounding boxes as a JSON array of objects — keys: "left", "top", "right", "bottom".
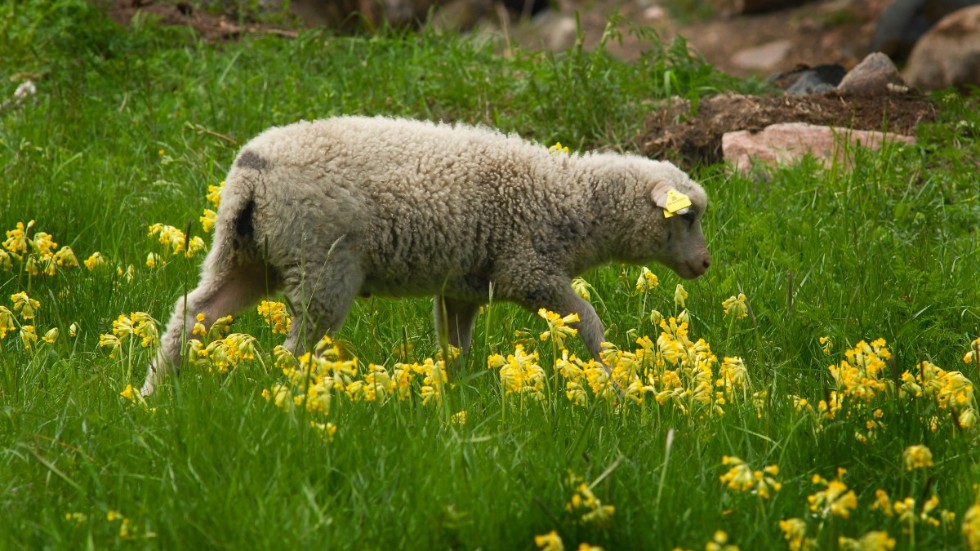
[{"left": 702, "top": 256, "right": 711, "bottom": 270}]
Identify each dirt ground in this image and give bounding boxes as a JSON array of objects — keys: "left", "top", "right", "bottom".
[{"left": 639, "top": 91, "right": 937, "bottom": 166}]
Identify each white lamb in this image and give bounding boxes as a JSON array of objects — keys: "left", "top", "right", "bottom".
[{"left": 142, "top": 116, "right": 711, "bottom": 395}]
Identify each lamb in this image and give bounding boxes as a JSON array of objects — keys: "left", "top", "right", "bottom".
[{"left": 141, "top": 116, "right": 711, "bottom": 395}]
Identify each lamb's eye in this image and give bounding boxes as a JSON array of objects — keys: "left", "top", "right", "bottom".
[{"left": 680, "top": 211, "right": 697, "bottom": 227}]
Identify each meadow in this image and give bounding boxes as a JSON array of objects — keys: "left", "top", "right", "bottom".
[{"left": 1, "top": 2, "right": 979, "bottom": 549}]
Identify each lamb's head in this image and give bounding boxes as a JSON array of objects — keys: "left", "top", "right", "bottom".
[{"left": 616, "top": 159, "right": 711, "bottom": 279}]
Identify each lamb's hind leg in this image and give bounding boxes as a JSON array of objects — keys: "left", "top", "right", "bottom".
[
  {"left": 142, "top": 262, "right": 275, "bottom": 395},
  {"left": 280, "top": 260, "right": 364, "bottom": 356},
  {"left": 434, "top": 296, "right": 482, "bottom": 353}
]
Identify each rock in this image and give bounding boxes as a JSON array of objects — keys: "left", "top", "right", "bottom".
[
  {"left": 732, "top": 39, "right": 793, "bottom": 71},
  {"left": 837, "top": 52, "right": 907, "bottom": 95},
  {"left": 722, "top": 122, "right": 916, "bottom": 173},
  {"left": 903, "top": 5, "right": 980, "bottom": 90},
  {"left": 769, "top": 64, "right": 846, "bottom": 95},
  {"left": 871, "top": 0, "right": 979, "bottom": 60}
]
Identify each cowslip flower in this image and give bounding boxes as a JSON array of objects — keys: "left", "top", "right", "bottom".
[
  {"left": 0, "top": 306, "right": 15, "bottom": 338},
  {"left": 535, "top": 531, "right": 564, "bottom": 551},
  {"left": 20, "top": 325, "right": 37, "bottom": 349},
  {"left": 83, "top": 252, "right": 107, "bottom": 270},
  {"left": 146, "top": 252, "right": 163, "bottom": 268},
  {"left": 120, "top": 384, "right": 136, "bottom": 401},
  {"left": 719, "top": 455, "right": 781, "bottom": 499},
  {"left": 721, "top": 293, "right": 748, "bottom": 320},
  {"left": 11, "top": 292, "right": 40, "bottom": 320},
  {"left": 3, "top": 220, "right": 33, "bottom": 255},
  {"left": 539, "top": 309, "right": 579, "bottom": 349},
  {"left": 635, "top": 266, "right": 660, "bottom": 292},
  {"left": 705, "top": 530, "right": 738, "bottom": 551},
  {"left": 566, "top": 482, "right": 615, "bottom": 525},
  {"left": 674, "top": 284, "right": 688, "bottom": 309},
  {"left": 819, "top": 336, "right": 833, "bottom": 356},
  {"left": 902, "top": 444, "right": 934, "bottom": 471},
  {"left": 257, "top": 301, "right": 291, "bottom": 335},
  {"left": 53, "top": 246, "right": 79, "bottom": 268},
  {"left": 808, "top": 468, "right": 858, "bottom": 519},
  {"left": 838, "top": 531, "right": 895, "bottom": 551},
  {"left": 571, "top": 277, "right": 591, "bottom": 301},
  {"left": 779, "top": 518, "right": 814, "bottom": 551},
  {"left": 42, "top": 327, "right": 59, "bottom": 344},
  {"left": 549, "top": 142, "right": 570, "bottom": 155},
  {"left": 964, "top": 502, "right": 980, "bottom": 551},
  {"left": 206, "top": 181, "right": 225, "bottom": 207},
  {"left": 200, "top": 209, "right": 217, "bottom": 233}
]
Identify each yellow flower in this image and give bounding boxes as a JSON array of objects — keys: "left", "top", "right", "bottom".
[
  {"left": 31, "top": 231, "right": 57, "bottom": 256},
  {"left": 206, "top": 181, "right": 225, "bottom": 208},
  {"left": 571, "top": 277, "right": 592, "bottom": 301},
  {"left": 719, "top": 455, "right": 781, "bottom": 499},
  {"left": 148, "top": 223, "right": 188, "bottom": 255},
  {"left": 42, "top": 327, "right": 59, "bottom": 344},
  {"left": 576, "top": 544, "right": 604, "bottom": 551},
  {"left": 309, "top": 421, "right": 337, "bottom": 442},
  {"left": 635, "top": 267, "right": 660, "bottom": 292},
  {"left": 451, "top": 410, "right": 467, "bottom": 425},
  {"left": 257, "top": 300, "right": 292, "bottom": 335},
  {"left": 200, "top": 208, "right": 217, "bottom": 233},
  {"left": 779, "top": 518, "right": 814, "bottom": 551},
  {"left": 538, "top": 308, "right": 579, "bottom": 349},
  {"left": 902, "top": 444, "right": 934, "bottom": 471},
  {"left": 706, "top": 530, "right": 738, "bottom": 551},
  {"left": 53, "top": 246, "right": 79, "bottom": 267},
  {"left": 11, "top": 291, "right": 40, "bottom": 320},
  {"left": 186, "top": 236, "right": 207, "bottom": 257},
  {"left": 65, "top": 512, "right": 86, "bottom": 524},
  {"left": 838, "top": 531, "right": 896, "bottom": 551},
  {"left": 3, "top": 220, "right": 33, "bottom": 255},
  {"left": 549, "top": 142, "right": 570, "bottom": 155},
  {"left": 146, "top": 252, "right": 163, "bottom": 268},
  {"left": 819, "top": 336, "right": 833, "bottom": 355},
  {"left": 0, "top": 306, "right": 15, "bottom": 339},
  {"left": 721, "top": 293, "right": 748, "bottom": 320},
  {"left": 808, "top": 469, "right": 858, "bottom": 519},
  {"left": 20, "top": 325, "right": 37, "bottom": 349},
  {"left": 964, "top": 502, "right": 980, "bottom": 551},
  {"left": 83, "top": 252, "right": 107, "bottom": 271},
  {"left": 106, "top": 510, "right": 123, "bottom": 521},
  {"left": 674, "top": 284, "right": 688, "bottom": 309},
  {"left": 535, "top": 531, "right": 564, "bottom": 551},
  {"left": 99, "top": 333, "right": 122, "bottom": 357},
  {"left": 565, "top": 480, "right": 615, "bottom": 525},
  {"left": 120, "top": 384, "right": 136, "bottom": 401}
]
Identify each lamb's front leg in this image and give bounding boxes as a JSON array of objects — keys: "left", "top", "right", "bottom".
[{"left": 511, "top": 276, "right": 607, "bottom": 361}]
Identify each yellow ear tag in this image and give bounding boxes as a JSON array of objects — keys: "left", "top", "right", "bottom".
[{"left": 662, "top": 189, "right": 692, "bottom": 218}]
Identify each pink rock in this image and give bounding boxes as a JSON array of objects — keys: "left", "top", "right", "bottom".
[
  {"left": 837, "top": 52, "right": 906, "bottom": 96},
  {"left": 722, "top": 122, "right": 916, "bottom": 173},
  {"left": 904, "top": 6, "right": 980, "bottom": 91}
]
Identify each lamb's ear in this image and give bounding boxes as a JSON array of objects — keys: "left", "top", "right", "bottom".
[
  {"left": 649, "top": 181, "right": 672, "bottom": 209},
  {"left": 650, "top": 182, "right": 692, "bottom": 218}
]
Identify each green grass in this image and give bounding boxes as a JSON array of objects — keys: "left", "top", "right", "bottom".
[{"left": 2, "top": 2, "right": 980, "bottom": 549}]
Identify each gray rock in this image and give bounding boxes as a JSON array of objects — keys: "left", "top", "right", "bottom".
[
  {"left": 837, "top": 52, "right": 907, "bottom": 95},
  {"left": 904, "top": 5, "right": 980, "bottom": 90},
  {"left": 871, "top": 0, "right": 980, "bottom": 60}
]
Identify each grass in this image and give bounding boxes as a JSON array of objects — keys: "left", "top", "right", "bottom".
[{"left": 2, "top": 1, "right": 980, "bottom": 549}]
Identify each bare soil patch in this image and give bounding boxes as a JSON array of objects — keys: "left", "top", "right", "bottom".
[{"left": 638, "top": 92, "right": 937, "bottom": 167}]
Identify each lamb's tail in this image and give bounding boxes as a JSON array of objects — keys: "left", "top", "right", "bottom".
[{"left": 203, "top": 148, "right": 268, "bottom": 275}]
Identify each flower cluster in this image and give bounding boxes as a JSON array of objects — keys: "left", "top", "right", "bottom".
[
  {"left": 488, "top": 344, "right": 546, "bottom": 400},
  {"left": 900, "top": 358, "right": 977, "bottom": 429},
  {"left": 257, "top": 300, "right": 291, "bottom": 335},
  {"left": 99, "top": 312, "right": 159, "bottom": 358},
  {"left": 147, "top": 223, "right": 206, "bottom": 260},
  {"left": 807, "top": 468, "right": 858, "bottom": 519},
  {"left": 1, "top": 220, "right": 81, "bottom": 277},
  {"left": 719, "top": 455, "right": 781, "bottom": 499},
  {"left": 1, "top": 292, "right": 62, "bottom": 350},
  {"left": 565, "top": 472, "right": 615, "bottom": 526},
  {"left": 200, "top": 181, "right": 224, "bottom": 233}
]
